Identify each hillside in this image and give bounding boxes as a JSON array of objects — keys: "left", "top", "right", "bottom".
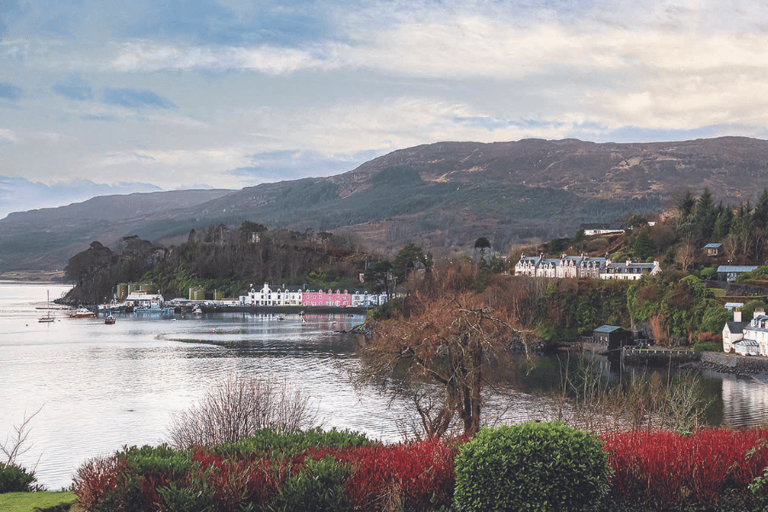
[{"left": 2, "top": 136, "right": 768, "bottom": 272}]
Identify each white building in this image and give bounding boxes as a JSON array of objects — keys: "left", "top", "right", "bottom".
[
  {"left": 240, "top": 284, "right": 302, "bottom": 306},
  {"left": 722, "top": 310, "right": 749, "bottom": 353},
  {"left": 125, "top": 292, "right": 164, "bottom": 309},
  {"left": 743, "top": 310, "right": 768, "bottom": 356},
  {"left": 599, "top": 259, "right": 661, "bottom": 280}
]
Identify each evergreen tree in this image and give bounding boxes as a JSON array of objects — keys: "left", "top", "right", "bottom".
[
  {"left": 632, "top": 229, "right": 657, "bottom": 260},
  {"left": 754, "top": 189, "right": 768, "bottom": 230},
  {"left": 694, "top": 187, "right": 716, "bottom": 239}
]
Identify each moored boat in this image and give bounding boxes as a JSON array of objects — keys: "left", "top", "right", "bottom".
[
  {"left": 38, "top": 290, "right": 55, "bottom": 323},
  {"left": 105, "top": 315, "right": 116, "bottom": 324},
  {"left": 69, "top": 307, "right": 96, "bottom": 318}
]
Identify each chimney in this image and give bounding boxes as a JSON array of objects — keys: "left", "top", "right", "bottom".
[{"left": 734, "top": 310, "right": 742, "bottom": 323}]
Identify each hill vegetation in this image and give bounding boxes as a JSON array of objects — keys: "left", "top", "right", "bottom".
[{"left": 6, "top": 136, "right": 768, "bottom": 272}]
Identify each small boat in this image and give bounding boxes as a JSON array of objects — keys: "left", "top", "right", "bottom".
[
  {"left": 277, "top": 314, "right": 285, "bottom": 321},
  {"left": 192, "top": 305, "right": 203, "bottom": 315},
  {"left": 105, "top": 315, "right": 116, "bottom": 325},
  {"left": 69, "top": 307, "right": 96, "bottom": 318},
  {"left": 38, "top": 290, "right": 55, "bottom": 323}
]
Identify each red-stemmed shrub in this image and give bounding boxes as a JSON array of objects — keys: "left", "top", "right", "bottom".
[
  {"left": 73, "top": 455, "right": 127, "bottom": 511},
  {"left": 603, "top": 428, "right": 768, "bottom": 509},
  {"left": 299, "top": 438, "right": 458, "bottom": 511}
]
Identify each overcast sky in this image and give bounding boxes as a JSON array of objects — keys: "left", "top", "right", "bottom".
[{"left": 2, "top": 0, "right": 768, "bottom": 217}]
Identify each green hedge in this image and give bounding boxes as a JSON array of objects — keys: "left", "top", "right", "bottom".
[{"left": 454, "top": 422, "right": 608, "bottom": 512}]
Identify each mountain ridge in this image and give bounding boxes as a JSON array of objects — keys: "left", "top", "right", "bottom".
[{"left": 2, "top": 136, "right": 768, "bottom": 272}]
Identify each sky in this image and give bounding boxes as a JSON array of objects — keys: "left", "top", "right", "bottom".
[{"left": 2, "top": 0, "right": 768, "bottom": 218}]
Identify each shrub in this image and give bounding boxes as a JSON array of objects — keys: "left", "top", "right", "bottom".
[
  {"left": 215, "top": 427, "right": 371, "bottom": 458},
  {"left": 167, "top": 374, "right": 317, "bottom": 449},
  {"left": 693, "top": 341, "right": 722, "bottom": 352},
  {"left": 271, "top": 455, "right": 352, "bottom": 512},
  {"left": 0, "top": 461, "right": 37, "bottom": 493},
  {"left": 604, "top": 428, "right": 768, "bottom": 510},
  {"left": 454, "top": 422, "right": 608, "bottom": 512}
]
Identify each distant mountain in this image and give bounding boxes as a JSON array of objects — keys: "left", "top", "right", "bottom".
[
  {"left": 0, "top": 176, "right": 163, "bottom": 220},
  {"left": 3, "top": 136, "right": 768, "bottom": 272},
  {"left": 0, "top": 190, "right": 232, "bottom": 271}
]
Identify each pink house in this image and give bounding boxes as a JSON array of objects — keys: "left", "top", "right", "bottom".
[{"left": 302, "top": 289, "right": 352, "bottom": 307}]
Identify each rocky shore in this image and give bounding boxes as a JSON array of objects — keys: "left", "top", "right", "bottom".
[{"left": 622, "top": 347, "right": 768, "bottom": 377}]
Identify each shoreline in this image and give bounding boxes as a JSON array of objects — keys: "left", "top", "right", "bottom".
[
  {"left": 573, "top": 341, "right": 768, "bottom": 378},
  {"left": 0, "top": 270, "right": 68, "bottom": 282}
]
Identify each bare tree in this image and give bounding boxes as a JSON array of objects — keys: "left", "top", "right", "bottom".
[
  {"left": 676, "top": 235, "right": 695, "bottom": 273},
  {"left": 167, "top": 375, "right": 317, "bottom": 449},
  {"left": 359, "top": 285, "right": 531, "bottom": 438},
  {"left": 1, "top": 405, "right": 43, "bottom": 466}
]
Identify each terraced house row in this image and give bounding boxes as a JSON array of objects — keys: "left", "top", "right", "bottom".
[
  {"left": 240, "top": 283, "right": 389, "bottom": 308},
  {"left": 514, "top": 253, "right": 662, "bottom": 280}
]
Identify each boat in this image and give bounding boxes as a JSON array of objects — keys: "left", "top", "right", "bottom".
[
  {"left": 38, "top": 290, "right": 55, "bottom": 323},
  {"left": 105, "top": 315, "right": 116, "bottom": 325},
  {"left": 69, "top": 307, "right": 96, "bottom": 319},
  {"left": 192, "top": 305, "right": 203, "bottom": 315}
]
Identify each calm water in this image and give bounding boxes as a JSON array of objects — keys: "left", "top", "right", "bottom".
[
  {"left": 0, "top": 282, "right": 406, "bottom": 489},
  {"left": 2, "top": 282, "right": 768, "bottom": 490}
]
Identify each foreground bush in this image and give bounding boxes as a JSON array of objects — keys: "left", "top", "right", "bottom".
[
  {"left": 454, "top": 422, "right": 608, "bottom": 512},
  {"left": 74, "top": 428, "right": 457, "bottom": 512},
  {"left": 0, "top": 462, "right": 38, "bottom": 493},
  {"left": 603, "top": 428, "right": 768, "bottom": 511}
]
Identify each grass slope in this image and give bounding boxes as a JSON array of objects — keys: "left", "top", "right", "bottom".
[{"left": 0, "top": 491, "right": 78, "bottom": 511}]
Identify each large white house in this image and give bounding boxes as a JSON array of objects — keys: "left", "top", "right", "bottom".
[
  {"left": 727, "top": 309, "right": 768, "bottom": 356},
  {"left": 240, "top": 284, "right": 303, "bottom": 306}
]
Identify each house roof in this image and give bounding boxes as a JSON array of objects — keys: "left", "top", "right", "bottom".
[
  {"left": 717, "top": 266, "right": 758, "bottom": 273},
  {"left": 704, "top": 243, "right": 722, "bottom": 249},
  {"left": 594, "top": 325, "right": 624, "bottom": 333},
  {"left": 724, "top": 302, "right": 744, "bottom": 310},
  {"left": 580, "top": 223, "right": 625, "bottom": 231},
  {"left": 726, "top": 322, "right": 748, "bottom": 334}
]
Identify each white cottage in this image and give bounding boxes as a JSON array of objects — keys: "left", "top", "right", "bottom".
[{"left": 722, "top": 310, "right": 749, "bottom": 353}]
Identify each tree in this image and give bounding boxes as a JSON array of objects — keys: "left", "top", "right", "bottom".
[
  {"left": 392, "top": 243, "right": 433, "bottom": 284},
  {"left": 632, "top": 229, "right": 657, "bottom": 261},
  {"left": 676, "top": 236, "right": 695, "bottom": 273},
  {"left": 363, "top": 260, "right": 393, "bottom": 298},
  {"left": 694, "top": 187, "right": 716, "bottom": 239},
  {"left": 359, "top": 278, "right": 530, "bottom": 438}
]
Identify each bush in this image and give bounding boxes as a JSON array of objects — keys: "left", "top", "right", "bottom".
[
  {"left": 454, "top": 422, "right": 608, "bottom": 512},
  {"left": 693, "top": 341, "right": 722, "bottom": 352},
  {"left": 167, "top": 374, "right": 317, "bottom": 449},
  {"left": 604, "top": 428, "right": 768, "bottom": 510},
  {"left": 0, "top": 462, "right": 37, "bottom": 493},
  {"left": 215, "top": 427, "right": 371, "bottom": 458},
  {"left": 74, "top": 429, "right": 372, "bottom": 512},
  {"left": 272, "top": 455, "right": 351, "bottom": 512}
]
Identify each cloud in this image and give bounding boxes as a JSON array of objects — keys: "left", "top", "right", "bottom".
[
  {"left": 0, "top": 128, "right": 18, "bottom": 143},
  {"left": 110, "top": 41, "right": 329, "bottom": 74},
  {"left": 52, "top": 76, "right": 93, "bottom": 101},
  {"left": 102, "top": 87, "right": 177, "bottom": 110},
  {"left": 0, "top": 82, "right": 23, "bottom": 101}
]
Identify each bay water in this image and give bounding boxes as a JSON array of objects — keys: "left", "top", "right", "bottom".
[{"left": 2, "top": 281, "right": 768, "bottom": 490}]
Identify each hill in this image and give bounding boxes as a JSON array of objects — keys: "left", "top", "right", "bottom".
[{"left": 2, "top": 136, "right": 768, "bottom": 272}]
